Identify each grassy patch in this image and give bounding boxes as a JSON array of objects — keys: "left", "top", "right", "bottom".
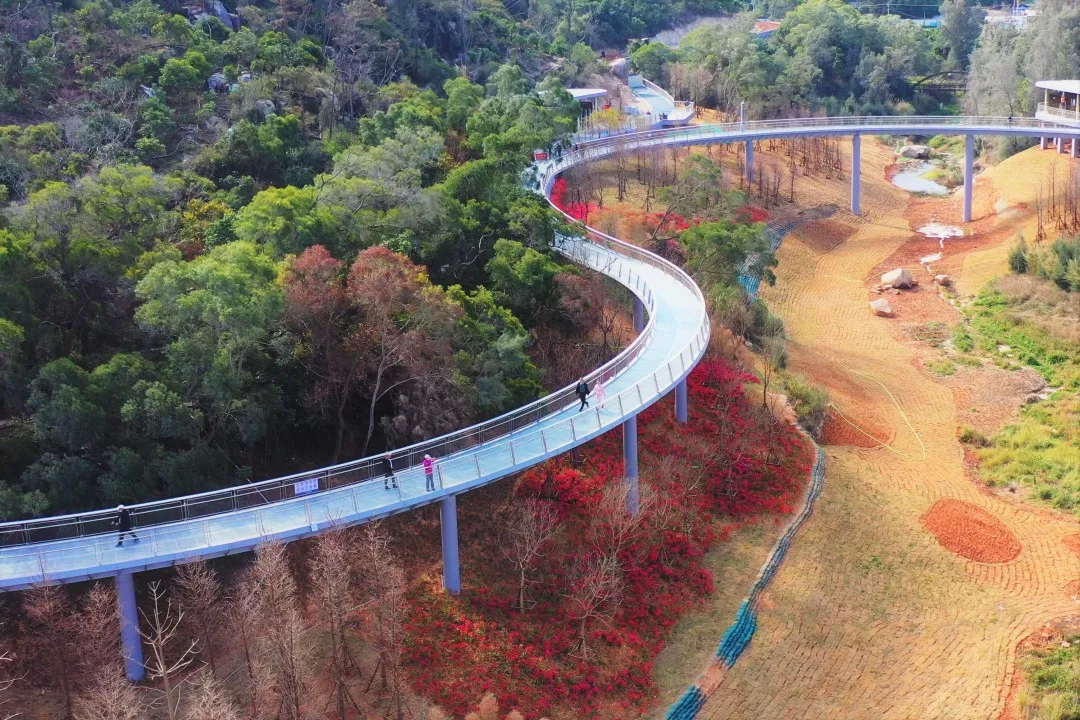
[
  {"left": 977, "top": 392, "right": 1080, "bottom": 507},
  {"left": 1017, "top": 633, "right": 1080, "bottom": 720},
  {"left": 926, "top": 359, "right": 956, "bottom": 376}
]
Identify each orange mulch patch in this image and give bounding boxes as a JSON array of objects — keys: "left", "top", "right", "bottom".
[
  {"left": 1062, "top": 534, "right": 1080, "bottom": 558},
  {"left": 1063, "top": 578, "right": 1080, "bottom": 598},
  {"left": 820, "top": 408, "right": 888, "bottom": 448},
  {"left": 920, "top": 498, "right": 1022, "bottom": 563}
]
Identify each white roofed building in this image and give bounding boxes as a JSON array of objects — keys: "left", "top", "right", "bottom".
[{"left": 1036, "top": 80, "right": 1080, "bottom": 127}]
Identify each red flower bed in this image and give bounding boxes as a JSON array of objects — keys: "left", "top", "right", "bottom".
[
  {"left": 403, "top": 360, "right": 811, "bottom": 718},
  {"left": 735, "top": 205, "right": 769, "bottom": 223}
]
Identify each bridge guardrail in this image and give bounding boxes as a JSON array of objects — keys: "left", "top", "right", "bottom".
[{"left": 0, "top": 148, "right": 711, "bottom": 558}]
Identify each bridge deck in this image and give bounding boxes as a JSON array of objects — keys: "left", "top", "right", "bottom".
[{"left": 0, "top": 237, "right": 708, "bottom": 589}]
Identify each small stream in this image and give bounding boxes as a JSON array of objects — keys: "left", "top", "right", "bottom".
[{"left": 891, "top": 161, "right": 950, "bottom": 195}]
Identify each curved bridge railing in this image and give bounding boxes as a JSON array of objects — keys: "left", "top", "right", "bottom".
[{"left": 0, "top": 137, "right": 712, "bottom": 588}]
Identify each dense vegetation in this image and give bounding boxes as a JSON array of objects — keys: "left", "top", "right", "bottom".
[
  {"left": 951, "top": 273, "right": 1080, "bottom": 514},
  {"left": 631, "top": 0, "right": 981, "bottom": 118},
  {"left": 965, "top": 0, "right": 1080, "bottom": 157}
]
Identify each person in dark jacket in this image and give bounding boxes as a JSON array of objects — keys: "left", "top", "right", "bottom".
[
  {"left": 115, "top": 505, "right": 138, "bottom": 547},
  {"left": 575, "top": 377, "right": 590, "bottom": 412},
  {"left": 381, "top": 452, "right": 397, "bottom": 490}
]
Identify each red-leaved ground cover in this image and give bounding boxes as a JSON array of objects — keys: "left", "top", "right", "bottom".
[{"left": 402, "top": 360, "right": 812, "bottom": 718}]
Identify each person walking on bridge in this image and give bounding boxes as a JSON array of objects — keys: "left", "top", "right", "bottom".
[
  {"left": 593, "top": 377, "right": 606, "bottom": 408},
  {"left": 114, "top": 505, "right": 138, "bottom": 547},
  {"left": 576, "top": 377, "right": 590, "bottom": 412},
  {"left": 423, "top": 454, "right": 438, "bottom": 491},
  {"left": 381, "top": 452, "right": 397, "bottom": 491}
]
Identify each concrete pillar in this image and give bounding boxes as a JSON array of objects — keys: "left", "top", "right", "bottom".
[
  {"left": 675, "top": 379, "right": 688, "bottom": 424},
  {"left": 1073, "top": 139, "right": 1079, "bottom": 159},
  {"left": 623, "top": 416, "right": 639, "bottom": 516},
  {"left": 745, "top": 140, "right": 754, "bottom": 182},
  {"left": 851, "top": 134, "right": 861, "bottom": 215},
  {"left": 632, "top": 296, "right": 645, "bottom": 333},
  {"left": 963, "top": 134, "right": 974, "bottom": 224},
  {"left": 440, "top": 495, "right": 460, "bottom": 595},
  {"left": 117, "top": 572, "right": 144, "bottom": 681},
  {"left": 1057, "top": 137, "right": 1064, "bottom": 153},
  {"left": 1041, "top": 137, "right": 1048, "bottom": 150}
]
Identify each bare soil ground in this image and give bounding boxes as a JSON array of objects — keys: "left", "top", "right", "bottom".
[{"left": 624, "top": 138, "right": 1080, "bottom": 719}]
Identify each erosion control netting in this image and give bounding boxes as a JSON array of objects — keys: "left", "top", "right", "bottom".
[
  {"left": 667, "top": 437, "right": 827, "bottom": 720},
  {"left": 740, "top": 205, "right": 840, "bottom": 298}
]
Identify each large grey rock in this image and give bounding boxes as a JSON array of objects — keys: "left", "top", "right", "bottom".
[
  {"left": 870, "top": 298, "right": 894, "bottom": 317},
  {"left": 880, "top": 268, "right": 914, "bottom": 288},
  {"left": 255, "top": 99, "right": 277, "bottom": 119},
  {"left": 899, "top": 144, "right": 931, "bottom": 159}
]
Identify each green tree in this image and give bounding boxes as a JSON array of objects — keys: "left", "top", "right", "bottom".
[
  {"left": 135, "top": 242, "right": 284, "bottom": 447},
  {"left": 681, "top": 220, "right": 777, "bottom": 289},
  {"left": 939, "top": 0, "right": 986, "bottom": 69},
  {"left": 630, "top": 42, "right": 676, "bottom": 81},
  {"left": 485, "top": 239, "right": 562, "bottom": 322},
  {"left": 233, "top": 186, "right": 332, "bottom": 258}
]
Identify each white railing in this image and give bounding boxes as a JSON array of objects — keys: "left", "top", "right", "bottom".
[
  {"left": 0, "top": 136, "right": 713, "bottom": 582},
  {"left": 1036, "top": 103, "right": 1080, "bottom": 124}
]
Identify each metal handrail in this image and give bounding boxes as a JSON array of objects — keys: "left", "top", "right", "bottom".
[
  {"left": 0, "top": 211, "right": 694, "bottom": 549},
  {"left": 0, "top": 119, "right": 719, "bottom": 580}
]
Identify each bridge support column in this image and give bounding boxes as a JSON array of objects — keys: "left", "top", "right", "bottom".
[
  {"left": 440, "top": 495, "right": 460, "bottom": 595},
  {"left": 851, "top": 134, "right": 861, "bottom": 215},
  {"left": 623, "top": 415, "right": 639, "bottom": 516},
  {"left": 632, "top": 296, "right": 645, "bottom": 332},
  {"left": 745, "top": 140, "right": 754, "bottom": 182},
  {"left": 1073, "top": 139, "right": 1079, "bottom": 159},
  {"left": 963, "top": 134, "right": 974, "bottom": 224},
  {"left": 1040, "top": 137, "right": 1048, "bottom": 150},
  {"left": 1057, "top": 137, "right": 1064, "bottom": 153},
  {"left": 117, "top": 572, "right": 144, "bottom": 681},
  {"left": 675, "top": 379, "right": 688, "bottom": 424}
]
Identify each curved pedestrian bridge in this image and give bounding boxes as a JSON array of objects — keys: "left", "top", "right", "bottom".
[{"left": 0, "top": 229, "right": 710, "bottom": 591}]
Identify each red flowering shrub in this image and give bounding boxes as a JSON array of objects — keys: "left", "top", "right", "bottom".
[
  {"left": 403, "top": 359, "right": 811, "bottom": 719},
  {"left": 734, "top": 205, "right": 769, "bottom": 223}
]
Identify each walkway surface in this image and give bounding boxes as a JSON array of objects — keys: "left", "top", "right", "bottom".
[{"left": 0, "top": 236, "right": 708, "bottom": 589}]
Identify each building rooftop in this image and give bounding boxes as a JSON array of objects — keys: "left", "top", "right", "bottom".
[
  {"left": 1036, "top": 80, "right": 1080, "bottom": 95},
  {"left": 567, "top": 88, "right": 609, "bottom": 101}
]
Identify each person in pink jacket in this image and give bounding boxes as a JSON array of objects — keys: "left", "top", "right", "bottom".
[
  {"left": 593, "top": 378, "right": 606, "bottom": 408},
  {"left": 423, "top": 454, "right": 437, "bottom": 491}
]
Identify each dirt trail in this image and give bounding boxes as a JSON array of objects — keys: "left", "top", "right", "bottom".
[{"left": 694, "top": 140, "right": 1080, "bottom": 720}]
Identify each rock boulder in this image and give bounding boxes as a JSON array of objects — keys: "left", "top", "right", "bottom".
[
  {"left": 899, "top": 144, "right": 931, "bottom": 159},
  {"left": 870, "top": 298, "right": 894, "bottom": 317},
  {"left": 880, "top": 268, "right": 914, "bottom": 288}
]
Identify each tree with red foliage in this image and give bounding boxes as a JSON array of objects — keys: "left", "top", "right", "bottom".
[
  {"left": 283, "top": 245, "right": 365, "bottom": 463},
  {"left": 347, "top": 247, "right": 461, "bottom": 455}
]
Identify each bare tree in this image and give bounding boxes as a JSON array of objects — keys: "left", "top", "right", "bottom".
[
  {"left": 75, "top": 583, "right": 122, "bottom": 682},
  {"left": 72, "top": 671, "right": 144, "bottom": 720},
  {"left": 502, "top": 498, "right": 561, "bottom": 611},
  {"left": 228, "top": 567, "right": 261, "bottom": 697},
  {"left": 563, "top": 553, "right": 623, "bottom": 659},
  {"left": 140, "top": 582, "right": 198, "bottom": 720},
  {"left": 359, "top": 524, "right": 409, "bottom": 720},
  {"left": 23, "top": 584, "right": 75, "bottom": 718},
  {"left": 174, "top": 560, "right": 223, "bottom": 676},
  {"left": 589, "top": 482, "right": 653, "bottom": 559},
  {"left": 759, "top": 333, "right": 787, "bottom": 408},
  {"left": 0, "top": 623, "right": 22, "bottom": 720},
  {"left": 249, "top": 543, "right": 312, "bottom": 720},
  {"left": 184, "top": 669, "right": 240, "bottom": 720},
  {"left": 311, "top": 525, "right": 363, "bottom": 719}
]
